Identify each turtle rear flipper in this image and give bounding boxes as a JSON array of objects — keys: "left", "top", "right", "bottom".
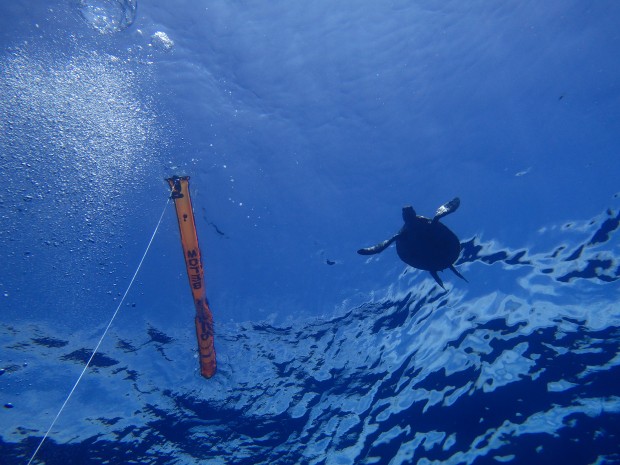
[
  {"left": 357, "top": 235, "right": 398, "bottom": 255},
  {"left": 449, "top": 265, "right": 468, "bottom": 282},
  {"left": 432, "top": 197, "right": 460, "bottom": 223},
  {"left": 430, "top": 270, "right": 446, "bottom": 290}
]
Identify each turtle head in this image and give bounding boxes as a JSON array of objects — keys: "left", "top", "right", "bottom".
[{"left": 402, "top": 205, "right": 417, "bottom": 224}]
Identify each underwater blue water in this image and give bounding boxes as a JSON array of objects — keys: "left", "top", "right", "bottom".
[{"left": 1, "top": 1, "right": 620, "bottom": 464}]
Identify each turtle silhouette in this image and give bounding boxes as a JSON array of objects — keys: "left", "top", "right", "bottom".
[{"left": 357, "top": 197, "right": 467, "bottom": 289}]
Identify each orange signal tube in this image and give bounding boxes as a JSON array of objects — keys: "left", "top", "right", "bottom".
[{"left": 166, "top": 176, "right": 216, "bottom": 378}]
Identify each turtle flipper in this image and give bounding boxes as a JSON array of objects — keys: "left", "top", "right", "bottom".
[
  {"left": 432, "top": 197, "right": 460, "bottom": 223},
  {"left": 357, "top": 235, "right": 398, "bottom": 255},
  {"left": 449, "top": 265, "right": 468, "bottom": 283},
  {"left": 430, "top": 270, "right": 446, "bottom": 290}
]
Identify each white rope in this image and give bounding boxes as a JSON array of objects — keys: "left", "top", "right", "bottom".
[{"left": 27, "top": 197, "right": 170, "bottom": 465}]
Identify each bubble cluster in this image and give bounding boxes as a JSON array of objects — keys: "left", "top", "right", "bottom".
[
  {"left": 77, "top": 0, "right": 137, "bottom": 34},
  {"left": 150, "top": 31, "right": 174, "bottom": 51},
  {"left": 0, "top": 44, "right": 159, "bottom": 208}
]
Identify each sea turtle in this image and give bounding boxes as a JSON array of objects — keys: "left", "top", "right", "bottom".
[{"left": 357, "top": 197, "right": 467, "bottom": 289}]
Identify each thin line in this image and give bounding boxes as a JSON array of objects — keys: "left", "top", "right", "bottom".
[{"left": 27, "top": 197, "right": 170, "bottom": 465}]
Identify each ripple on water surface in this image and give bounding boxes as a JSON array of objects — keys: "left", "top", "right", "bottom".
[{"left": 1, "top": 204, "right": 619, "bottom": 464}]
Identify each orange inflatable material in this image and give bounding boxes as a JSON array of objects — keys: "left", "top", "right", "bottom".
[{"left": 166, "top": 176, "right": 216, "bottom": 378}]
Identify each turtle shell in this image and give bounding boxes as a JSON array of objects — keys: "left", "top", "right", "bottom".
[{"left": 395, "top": 216, "right": 461, "bottom": 271}]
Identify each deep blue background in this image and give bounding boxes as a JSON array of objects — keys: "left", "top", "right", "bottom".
[{"left": 1, "top": 1, "right": 619, "bottom": 464}]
